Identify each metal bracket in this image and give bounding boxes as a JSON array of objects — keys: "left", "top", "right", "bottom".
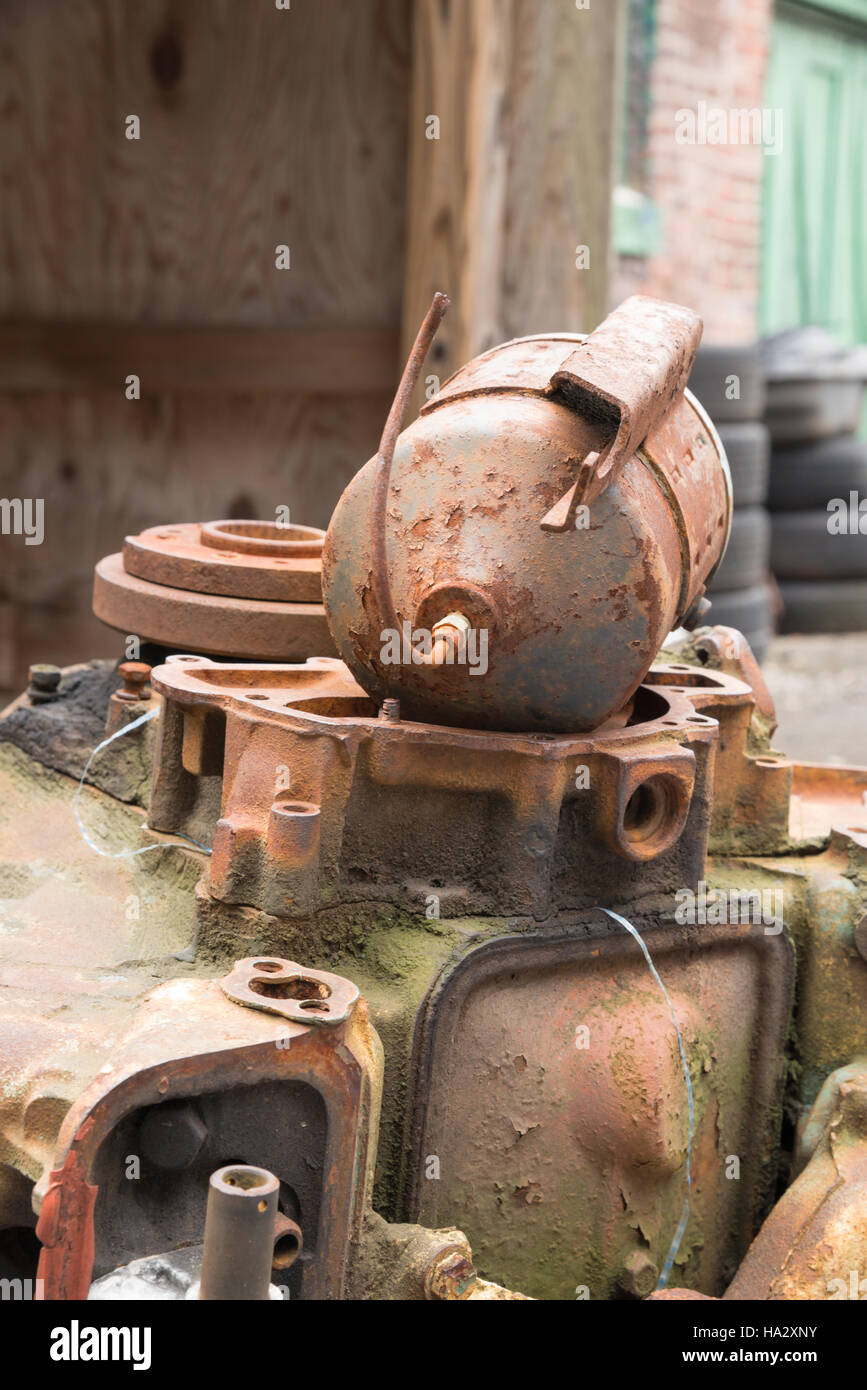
[
  {"left": 542, "top": 295, "right": 703, "bottom": 524},
  {"left": 220, "top": 956, "right": 359, "bottom": 1028}
]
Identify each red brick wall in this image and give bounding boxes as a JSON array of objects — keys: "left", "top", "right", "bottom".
[{"left": 612, "top": 0, "right": 775, "bottom": 344}]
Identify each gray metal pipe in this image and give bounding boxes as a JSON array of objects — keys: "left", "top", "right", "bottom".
[{"left": 198, "top": 1164, "right": 280, "bottom": 1301}]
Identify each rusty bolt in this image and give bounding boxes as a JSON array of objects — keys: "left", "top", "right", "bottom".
[
  {"left": 27, "top": 664, "right": 62, "bottom": 703},
  {"left": 424, "top": 1248, "right": 478, "bottom": 1300},
  {"left": 621, "top": 1250, "right": 659, "bottom": 1298},
  {"left": 138, "top": 1100, "right": 208, "bottom": 1171},
  {"left": 854, "top": 914, "right": 867, "bottom": 964},
  {"left": 379, "top": 697, "right": 401, "bottom": 723},
  {"left": 116, "top": 660, "right": 152, "bottom": 702}
]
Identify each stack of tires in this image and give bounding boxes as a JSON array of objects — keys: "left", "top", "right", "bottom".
[
  {"left": 763, "top": 334, "right": 867, "bottom": 633},
  {"left": 688, "top": 345, "right": 773, "bottom": 660}
]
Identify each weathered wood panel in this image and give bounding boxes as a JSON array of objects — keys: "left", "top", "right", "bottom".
[
  {"left": 501, "top": 0, "right": 619, "bottom": 341},
  {"left": 402, "top": 0, "right": 620, "bottom": 402},
  {"left": 0, "top": 323, "right": 399, "bottom": 393},
  {"left": 0, "top": 388, "right": 387, "bottom": 682},
  {"left": 0, "top": 0, "right": 411, "bottom": 688},
  {"left": 0, "top": 0, "right": 410, "bottom": 327}
]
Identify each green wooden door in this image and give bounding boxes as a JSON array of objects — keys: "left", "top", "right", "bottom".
[{"left": 761, "top": 1, "right": 867, "bottom": 346}]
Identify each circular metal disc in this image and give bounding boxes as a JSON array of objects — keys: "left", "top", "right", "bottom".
[
  {"left": 94, "top": 552, "right": 335, "bottom": 661},
  {"left": 123, "top": 521, "right": 324, "bottom": 603}
]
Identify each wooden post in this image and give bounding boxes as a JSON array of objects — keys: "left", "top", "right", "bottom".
[{"left": 401, "top": 0, "right": 622, "bottom": 407}]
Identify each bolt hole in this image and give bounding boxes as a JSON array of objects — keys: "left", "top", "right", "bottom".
[
  {"left": 624, "top": 782, "right": 668, "bottom": 841},
  {"left": 222, "top": 1168, "right": 268, "bottom": 1191},
  {"left": 272, "top": 800, "right": 319, "bottom": 817},
  {"left": 621, "top": 775, "right": 685, "bottom": 856}
]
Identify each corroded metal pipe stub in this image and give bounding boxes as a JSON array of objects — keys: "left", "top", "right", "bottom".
[
  {"left": 323, "top": 296, "right": 732, "bottom": 733},
  {"left": 198, "top": 1165, "right": 279, "bottom": 1301}
]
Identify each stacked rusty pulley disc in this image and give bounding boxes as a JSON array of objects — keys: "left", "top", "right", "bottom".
[{"left": 94, "top": 518, "right": 335, "bottom": 660}]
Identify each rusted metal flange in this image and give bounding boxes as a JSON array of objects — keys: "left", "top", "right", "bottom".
[
  {"left": 147, "top": 654, "right": 741, "bottom": 922},
  {"left": 220, "top": 956, "right": 360, "bottom": 1027},
  {"left": 93, "top": 518, "right": 335, "bottom": 661},
  {"left": 124, "top": 520, "right": 324, "bottom": 602}
]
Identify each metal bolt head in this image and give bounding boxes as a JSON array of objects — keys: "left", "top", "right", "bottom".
[
  {"left": 621, "top": 1249, "right": 659, "bottom": 1298},
  {"left": 379, "top": 697, "right": 401, "bottom": 723},
  {"left": 116, "top": 661, "right": 152, "bottom": 701},
  {"left": 29, "top": 663, "right": 61, "bottom": 689},
  {"left": 138, "top": 1101, "right": 208, "bottom": 1171},
  {"left": 27, "top": 664, "right": 62, "bottom": 702},
  {"left": 425, "top": 1248, "right": 477, "bottom": 1300}
]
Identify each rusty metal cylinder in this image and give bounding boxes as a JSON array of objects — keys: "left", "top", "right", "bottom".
[
  {"left": 198, "top": 1164, "right": 279, "bottom": 1300},
  {"left": 323, "top": 297, "right": 732, "bottom": 733}
]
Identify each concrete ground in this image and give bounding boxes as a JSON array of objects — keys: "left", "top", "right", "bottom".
[{"left": 762, "top": 633, "right": 867, "bottom": 766}]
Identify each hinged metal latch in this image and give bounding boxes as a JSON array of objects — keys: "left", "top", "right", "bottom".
[{"left": 541, "top": 294, "right": 703, "bottom": 526}]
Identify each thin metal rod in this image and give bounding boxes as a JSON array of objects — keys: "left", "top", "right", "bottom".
[{"left": 369, "top": 292, "right": 450, "bottom": 635}]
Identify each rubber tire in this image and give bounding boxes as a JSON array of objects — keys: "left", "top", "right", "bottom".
[
  {"left": 765, "top": 377, "right": 865, "bottom": 447},
  {"left": 710, "top": 506, "right": 771, "bottom": 591},
  {"left": 688, "top": 344, "right": 766, "bottom": 423},
  {"left": 779, "top": 578, "right": 867, "bottom": 634},
  {"left": 717, "top": 422, "right": 770, "bottom": 506},
  {"left": 768, "top": 434, "right": 867, "bottom": 511},
  {"left": 704, "top": 583, "right": 772, "bottom": 660},
  {"left": 771, "top": 508, "right": 867, "bottom": 580}
]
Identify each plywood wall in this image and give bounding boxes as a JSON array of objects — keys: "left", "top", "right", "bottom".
[
  {"left": 0, "top": 0, "right": 410, "bottom": 684},
  {"left": 401, "top": 0, "right": 619, "bottom": 410}
]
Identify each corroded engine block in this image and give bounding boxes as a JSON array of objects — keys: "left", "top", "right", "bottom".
[{"left": 1, "top": 297, "right": 866, "bottom": 1303}]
